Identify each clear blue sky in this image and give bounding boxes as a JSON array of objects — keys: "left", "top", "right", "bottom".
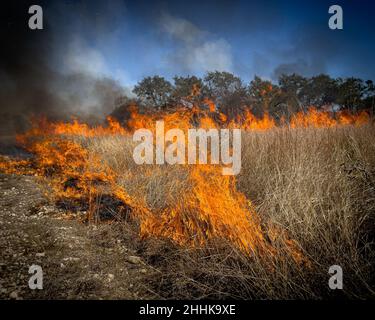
[{"left": 47, "top": 0, "right": 375, "bottom": 88}]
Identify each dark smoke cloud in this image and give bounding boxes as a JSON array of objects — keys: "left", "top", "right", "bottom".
[
  {"left": 273, "top": 59, "right": 326, "bottom": 81},
  {"left": 271, "top": 23, "right": 345, "bottom": 81},
  {"left": 0, "top": 1, "right": 126, "bottom": 137}
]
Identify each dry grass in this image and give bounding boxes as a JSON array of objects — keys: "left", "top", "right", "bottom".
[{"left": 85, "top": 124, "right": 375, "bottom": 299}]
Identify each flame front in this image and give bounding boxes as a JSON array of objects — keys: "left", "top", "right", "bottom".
[{"left": 0, "top": 102, "right": 370, "bottom": 265}]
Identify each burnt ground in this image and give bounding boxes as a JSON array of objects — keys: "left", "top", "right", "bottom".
[{"left": 0, "top": 173, "right": 156, "bottom": 300}]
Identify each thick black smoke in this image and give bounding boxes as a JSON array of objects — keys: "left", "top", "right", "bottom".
[{"left": 0, "top": 1, "right": 125, "bottom": 137}]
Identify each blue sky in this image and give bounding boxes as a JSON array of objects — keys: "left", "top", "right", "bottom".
[{"left": 47, "top": 0, "right": 375, "bottom": 88}]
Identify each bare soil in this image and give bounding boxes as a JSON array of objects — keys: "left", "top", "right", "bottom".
[{"left": 0, "top": 173, "right": 154, "bottom": 300}]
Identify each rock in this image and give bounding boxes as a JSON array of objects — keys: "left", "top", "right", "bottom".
[
  {"left": 108, "top": 274, "right": 115, "bottom": 281},
  {"left": 63, "top": 257, "right": 80, "bottom": 262},
  {"left": 9, "top": 291, "right": 18, "bottom": 299},
  {"left": 140, "top": 268, "right": 147, "bottom": 274},
  {"left": 126, "top": 255, "right": 142, "bottom": 265},
  {"left": 35, "top": 252, "right": 45, "bottom": 257}
]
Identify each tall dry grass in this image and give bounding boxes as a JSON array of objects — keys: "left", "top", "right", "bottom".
[{"left": 85, "top": 124, "right": 375, "bottom": 299}]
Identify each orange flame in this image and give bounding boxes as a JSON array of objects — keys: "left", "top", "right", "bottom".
[
  {"left": 0, "top": 102, "right": 370, "bottom": 264},
  {"left": 290, "top": 107, "right": 370, "bottom": 128}
]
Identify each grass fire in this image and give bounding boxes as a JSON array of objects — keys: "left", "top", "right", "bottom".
[
  {"left": 1, "top": 0, "right": 375, "bottom": 302},
  {"left": 1, "top": 99, "right": 374, "bottom": 299}
]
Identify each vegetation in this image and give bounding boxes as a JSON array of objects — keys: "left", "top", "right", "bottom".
[
  {"left": 88, "top": 125, "right": 375, "bottom": 299},
  {"left": 1, "top": 70, "right": 374, "bottom": 299},
  {"left": 114, "top": 72, "right": 375, "bottom": 122},
  {"left": 1, "top": 104, "right": 374, "bottom": 299}
]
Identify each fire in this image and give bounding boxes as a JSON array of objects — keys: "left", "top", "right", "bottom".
[
  {"left": 140, "top": 165, "right": 267, "bottom": 254},
  {"left": 0, "top": 102, "right": 370, "bottom": 264},
  {"left": 231, "top": 110, "right": 276, "bottom": 130},
  {"left": 40, "top": 116, "right": 127, "bottom": 137},
  {"left": 290, "top": 107, "right": 370, "bottom": 128},
  {"left": 1, "top": 118, "right": 149, "bottom": 222}
]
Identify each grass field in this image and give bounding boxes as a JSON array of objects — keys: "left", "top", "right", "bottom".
[
  {"left": 81, "top": 124, "right": 375, "bottom": 299},
  {"left": 1, "top": 115, "right": 374, "bottom": 299}
]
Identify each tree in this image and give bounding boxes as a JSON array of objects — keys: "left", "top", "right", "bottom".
[
  {"left": 204, "top": 71, "right": 243, "bottom": 98},
  {"left": 364, "top": 80, "right": 375, "bottom": 115},
  {"left": 110, "top": 96, "right": 139, "bottom": 124},
  {"left": 203, "top": 71, "right": 248, "bottom": 119},
  {"left": 248, "top": 76, "right": 283, "bottom": 117},
  {"left": 133, "top": 76, "right": 173, "bottom": 109},
  {"left": 172, "top": 75, "right": 204, "bottom": 106},
  {"left": 336, "top": 77, "right": 366, "bottom": 112},
  {"left": 121, "top": 72, "right": 374, "bottom": 119},
  {"left": 278, "top": 73, "right": 307, "bottom": 114},
  {"left": 300, "top": 74, "right": 338, "bottom": 108}
]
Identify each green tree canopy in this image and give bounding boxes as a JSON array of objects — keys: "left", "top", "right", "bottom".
[
  {"left": 203, "top": 71, "right": 248, "bottom": 118},
  {"left": 133, "top": 76, "right": 173, "bottom": 109}
]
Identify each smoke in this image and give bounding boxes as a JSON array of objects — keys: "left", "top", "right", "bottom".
[
  {"left": 159, "top": 12, "right": 233, "bottom": 74},
  {"left": 0, "top": 0, "right": 129, "bottom": 136},
  {"left": 273, "top": 58, "right": 326, "bottom": 80},
  {"left": 271, "top": 24, "right": 343, "bottom": 81}
]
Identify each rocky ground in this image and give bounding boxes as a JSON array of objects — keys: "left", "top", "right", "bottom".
[{"left": 0, "top": 173, "right": 155, "bottom": 300}]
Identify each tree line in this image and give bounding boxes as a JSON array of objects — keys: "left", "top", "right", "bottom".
[{"left": 112, "top": 72, "right": 375, "bottom": 121}]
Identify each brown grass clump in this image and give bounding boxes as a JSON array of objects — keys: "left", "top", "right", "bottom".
[{"left": 86, "top": 124, "right": 375, "bottom": 299}]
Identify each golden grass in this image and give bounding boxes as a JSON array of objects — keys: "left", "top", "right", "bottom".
[{"left": 85, "top": 125, "right": 375, "bottom": 299}]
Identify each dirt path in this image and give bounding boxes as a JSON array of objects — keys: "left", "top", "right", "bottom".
[{"left": 0, "top": 173, "right": 154, "bottom": 299}]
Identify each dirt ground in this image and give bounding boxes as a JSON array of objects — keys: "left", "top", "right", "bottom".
[{"left": 0, "top": 173, "right": 155, "bottom": 300}]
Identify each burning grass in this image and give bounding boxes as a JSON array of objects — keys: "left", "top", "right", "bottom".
[
  {"left": 0, "top": 106, "right": 374, "bottom": 298},
  {"left": 88, "top": 125, "right": 375, "bottom": 298}
]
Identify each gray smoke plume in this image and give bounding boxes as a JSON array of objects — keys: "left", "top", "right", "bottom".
[
  {"left": 159, "top": 11, "right": 233, "bottom": 74},
  {"left": 0, "top": 1, "right": 128, "bottom": 137}
]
